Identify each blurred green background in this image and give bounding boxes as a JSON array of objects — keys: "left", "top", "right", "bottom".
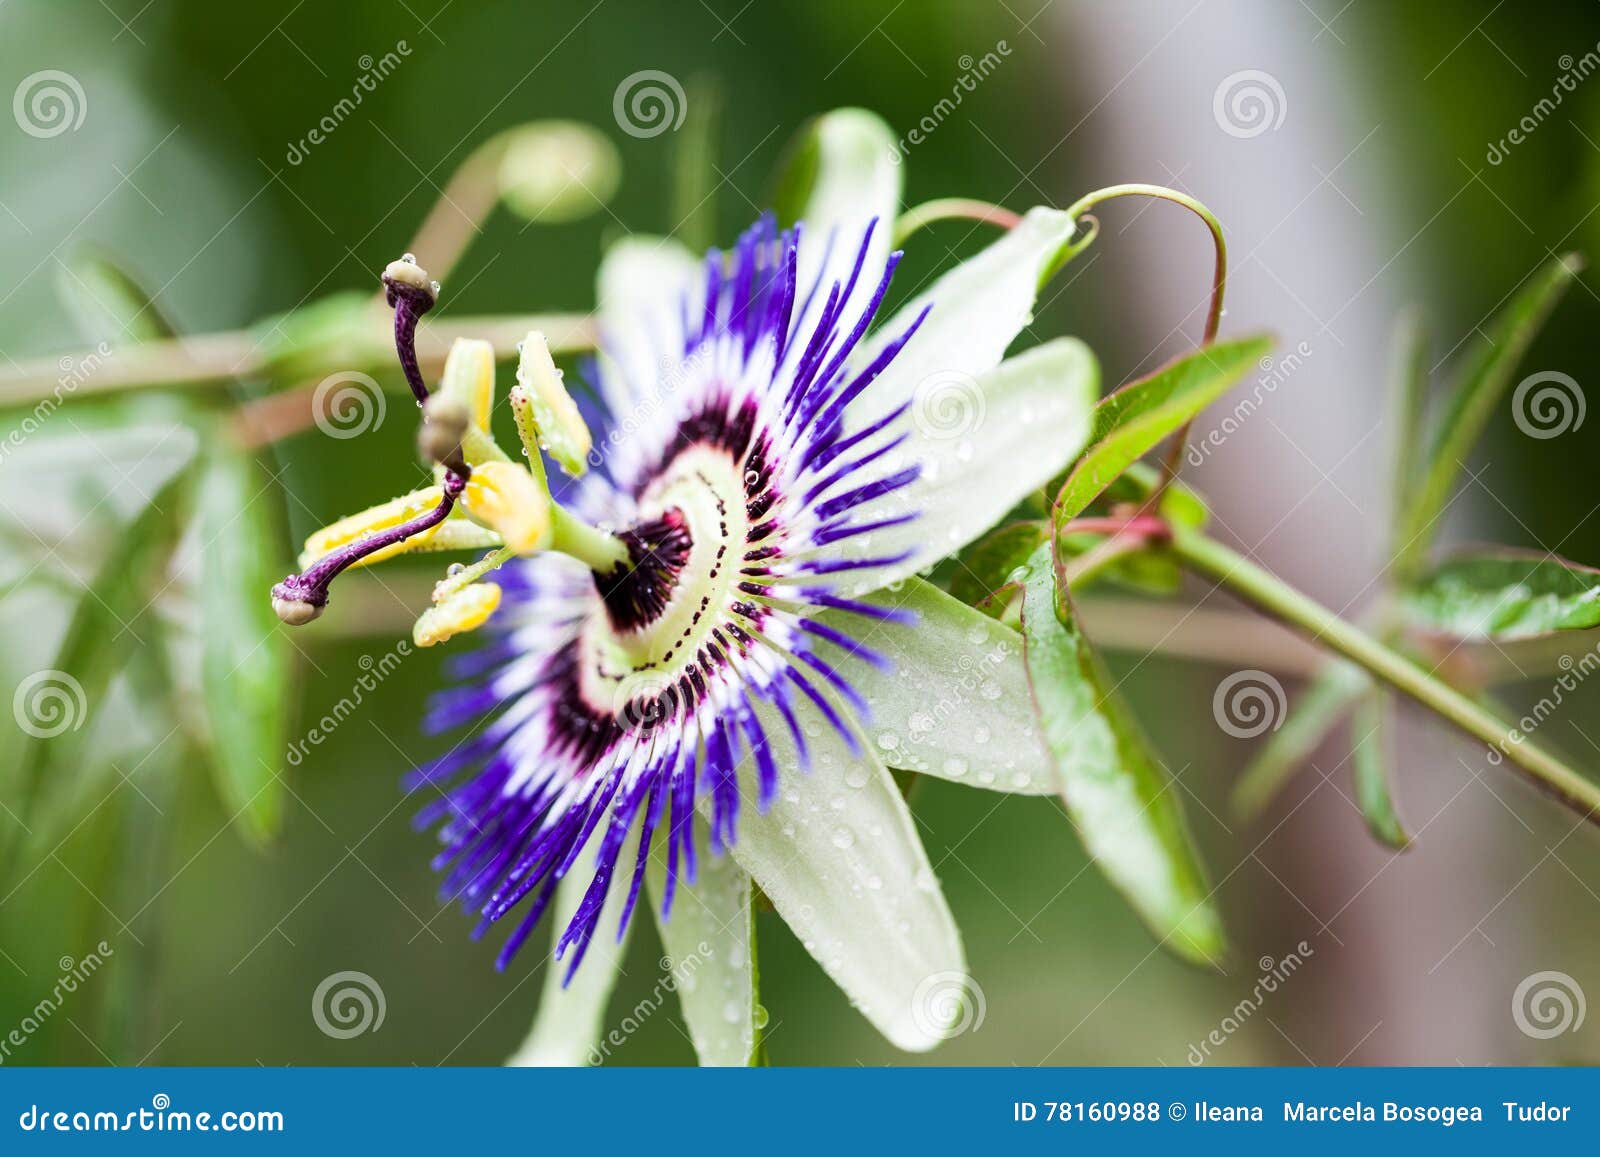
[{"left": 4, "top": 0, "right": 1600, "bottom": 1067}]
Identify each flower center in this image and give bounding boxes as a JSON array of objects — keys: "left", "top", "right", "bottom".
[{"left": 578, "top": 442, "right": 757, "bottom": 718}]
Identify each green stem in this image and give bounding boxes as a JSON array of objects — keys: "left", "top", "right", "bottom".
[
  {"left": 434, "top": 544, "right": 517, "bottom": 599},
  {"left": 0, "top": 314, "right": 596, "bottom": 409},
  {"left": 403, "top": 131, "right": 516, "bottom": 287},
  {"left": 893, "top": 198, "right": 1022, "bottom": 246},
  {"left": 1062, "top": 183, "right": 1227, "bottom": 346},
  {"left": 1169, "top": 525, "right": 1600, "bottom": 824},
  {"left": 1062, "top": 183, "right": 1228, "bottom": 488},
  {"left": 1060, "top": 524, "right": 1165, "bottom": 590}
]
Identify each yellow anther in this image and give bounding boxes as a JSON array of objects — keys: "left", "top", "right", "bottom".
[
  {"left": 514, "top": 330, "right": 592, "bottom": 478},
  {"left": 413, "top": 582, "right": 502, "bottom": 647},
  {"left": 440, "top": 337, "right": 496, "bottom": 431},
  {"left": 462, "top": 460, "right": 552, "bottom": 555},
  {"left": 300, "top": 486, "right": 446, "bottom": 570}
]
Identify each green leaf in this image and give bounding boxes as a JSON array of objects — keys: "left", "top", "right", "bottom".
[
  {"left": 1053, "top": 336, "right": 1273, "bottom": 527},
  {"left": 1402, "top": 548, "right": 1600, "bottom": 641},
  {"left": 1350, "top": 690, "right": 1410, "bottom": 849},
  {"left": 1229, "top": 660, "right": 1369, "bottom": 823},
  {"left": 1394, "top": 252, "right": 1582, "bottom": 575},
  {"left": 949, "top": 521, "right": 1049, "bottom": 613},
  {"left": 1017, "top": 542, "right": 1225, "bottom": 965},
  {"left": 9, "top": 433, "right": 199, "bottom": 855},
  {"left": 1386, "top": 307, "right": 1431, "bottom": 554},
  {"left": 57, "top": 247, "right": 179, "bottom": 345},
  {"left": 195, "top": 446, "right": 292, "bottom": 844}
]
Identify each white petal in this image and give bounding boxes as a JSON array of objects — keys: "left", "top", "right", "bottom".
[
  {"left": 851, "top": 205, "right": 1079, "bottom": 428},
  {"left": 505, "top": 831, "right": 637, "bottom": 1067},
  {"left": 818, "top": 337, "right": 1098, "bottom": 592},
  {"left": 594, "top": 235, "right": 702, "bottom": 420},
  {"left": 784, "top": 109, "right": 902, "bottom": 344},
  {"left": 822, "top": 579, "right": 1052, "bottom": 794},
  {"left": 646, "top": 820, "right": 760, "bottom": 1066},
  {"left": 726, "top": 701, "right": 969, "bottom": 1052}
]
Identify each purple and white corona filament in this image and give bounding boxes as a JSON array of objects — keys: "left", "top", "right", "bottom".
[{"left": 415, "top": 215, "right": 931, "bottom": 976}]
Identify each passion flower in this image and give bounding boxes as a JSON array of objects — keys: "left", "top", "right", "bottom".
[{"left": 279, "top": 110, "right": 1101, "bottom": 1057}]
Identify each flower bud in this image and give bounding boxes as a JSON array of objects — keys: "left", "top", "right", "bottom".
[{"left": 497, "top": 122, "right": 620, "bottom": 225}]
